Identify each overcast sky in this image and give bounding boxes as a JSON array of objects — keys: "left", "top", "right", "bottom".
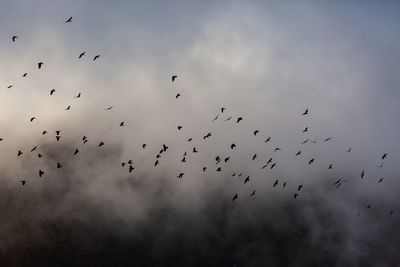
[{"left": 0, "top": 1, "right": 400, "bottom": 266}]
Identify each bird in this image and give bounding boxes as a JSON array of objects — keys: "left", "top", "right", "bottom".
[
  {"left": 64, "top": 16, "right": 72, "bottom": 23},
  {"left": 250, "top": 190, "right": 255, "bottom": 196},
  {"left": 378, "top": 178, "right": 383, "bottom": 183},
  {"left": 283, "top": 182, "right": 287, "bottom": 188},
  {"left": 122, "top": 162, "right": 126, "bottom": 167},
  {"left": 55, "top": 130, "right": 61, "bottom": 135},
  {"left": 142, "top": 144, "right": 147, "bottom": 149},
  {"left": 203, "top": 132, "right": 212, "bottom": 139},
  {"left": 215, "top": 156, "right": 221, "bottom": 164},
  {"left": 129, "top": 165, "right": 134, "bottom": 173},
  {"left": 22, "top": 73, "right": 28, "bottom": 77},
  {"left": 303, "top": 127, "right": 308, "bottom": 133},
  {"left": 334, "top": 179, "right": 341, "bottom": 185},
  {"left": 30, "top": 117, "right": 36, "bottom": 122},
  {"left": 99, "top": 141, "right": 104, "bottom": 147},
  {"left": 231, "top": 144, "right": 236, "bottom": 149},
  {"left": 302, "top": 109, "right": 309, "bottom": 115},
  {"left": 50, "top": 89, "right": 56, "bottom": 95},
  {"left": 273, "top": 180, "right": 278, "bottom": 187},
  {"left": 18, "top": 150, "right": 23, "bottom": 157},
  {"left": 216, "top": 167, "right": 222, "bottom": 172},
  {"left": 64, "top": 105, "right": 71, "bottom": 110},
  {"left": 7, "top": 85, "right": 13, "bottom": 89},
  {"left": 236, "top": 117, "right": 243, "bottom": 123},
  {"left": 162, "top": 144, "right": 168, "bottom": 151},
  {"left": 193, "top": 147, "right": 198, "bottom": 153},
  {"left": 74, "top": 149, "right": 79, "bottom": 155},
  {"left": 20, "top": 180, "right": 26, "bottom": 185},
  {"left": 128, "top": 160, "right": 133, "bottom": 164},
  {"left": 252, "top": 154, "right": 257, "bottom": 160},
  {"left": 154, "top": 160, "right": 159, "bottom": 166},
  {"left": 12, "top": 36, "right": 18, "bottom": 42},
  {"left": 31, "top": 146, "right": 37, "bottom": 152},
  {"left": 181, "top": 157, "right": 186, "bottom": 162},
  {"left": 232, "top": 194, "right": 238, "bottom": 201},
  {"left": 176, "top": 93, "right": 181, "bottom": 99},
  {"left": 244, "top": 176, "right": 250, "bottom": 183},
  {"left": 38, "top": 154, "right": 43, "bottom": 158},
  {"left": 382, "top": 153, "right": 388, "bottom": 160},
  {"left": 366, "top": 204, "right": 371, "bottom": 209},
  {"left": 212, "top": 115, "right": 219, "bottom": 121},
  {"left": 294, "top": 193, "right": 299, "bottom": 199},
  {"left": 308, "top": 158, "right": 314, "bottom": 165},
  {"left": 188, "top": 138, "right": 192, "bottom": 142},
  {"left": 172, "top": 75, "right": 177, "bottom": 82},
  {"left": 264, "top": 137, "right": 271, "bottom": 143},
  {"left": 74, "top": 93, "right": 81, "bottom": 98},
  {"left": 328, "top": 164, "right": 333, "bottom": 169},
  {"left": 177, "top": 126, "right": 183, "bottom": 130},
  {"left": 298, "top": 185, "right": 303, "bottom": 191},
  {"left": 346, "top": 147, "right": 352, "bottom": 152},
  {"left": 78, "top": 52, "right": 85, "bottom": 58},
  {"left": 57, "top": 162, "right": 62, "bottom": 168},
  {"left": 105, "top": 106, "right": 113, "bottom": 110},
  {"left": 323, "top": 137, "right": 332, "bottom": 142},
  {"left": 224, "top": 156, "right": 230, "bottom": 163},
  {"left": 254, "top": 130, "right": 259, "bottom": 136},
  {"left": 295, "top": 151, "right": 301, "bottom": 156},
  {"left": 360, "top": 170, "right": 365, "bottom": 179},
  {"left": 120, "top": 122, "right": 125, "bottom": 127},
  {"left": 39, "top": 170, "right": 44, "bottom": 177},
  {"left": 225, "top": 116, "right": 232, "bottom": 121},
  {"left": 301, "top": 139, "right": 309, "bottom": 144},
  {"left": 202, "top": 167, "right": 207, "bottom": 172},
  {"left": 93, "top": 55, "right": 100, "bottom": 61},
  {"left": 56, "top": 136, "right": 61, "bottom": 141},
  {"left": 377, "top": 163, "right": 383, "bottom": 168},
  {"left": 38, "top": 62, "right": 43, "bottom": 69},
  {"left": 177, "top": 173, "right": 184, "bottom": 178},
  {"left": 270, "top": 163, "right": 276, "bottom": 169},
  {"left": 274, "top": 147, "right": 281, "bottom": 152}
]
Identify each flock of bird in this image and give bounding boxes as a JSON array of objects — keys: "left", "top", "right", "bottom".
[{"left": 2, "top": 16, "right": 396, "bottom": 218}]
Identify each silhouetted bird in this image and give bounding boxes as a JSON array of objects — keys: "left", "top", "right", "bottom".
[
  {"left": 224, "top": 156, "right": 230, "bottom": 163},
  {"left": 177, "top": 126, "right": 183, "bottom": 130},
  {"left": 203, "top": 132, "right": 212, "bottom": 139},
  {"left": 294, "top": 193, "right": 299, "bottom": 199},
  {"left": 265, "top": 137, "right": 271, "bottom": 143},
  {"left": 42, "top": 131, "right": 47, "bottom": 135},
  {"left": 22, "top": 73, "right": 28, "bottom": 77},
  {"left": 64, "top": 16, "right": 72, "bottom": 23},
  {"left": 50, "top": 89, "right": 55, "bottom": 95},
  {"left": 56, "top": 130, "right": 61, "bottom": 135},
  {"left": 105, "top": 106, "right": 113, "bottom": 110},
  {"left": 323, "top": 137, "right": 332, "bottom": 142},
  {"left": 360, "top": 170, "right": 365, "bottom": 179},
  {"left": 366, "top": 204, "right": 371, "bottom": 209},
  {"left": 274, "top": 147, "right": 281, "bottom": 152},
  {"left": 38, "top": 62, "right": 43, "bottom": 69},
  {"left": 303, "top": 127, "right": 308, "bottom": 133},
  {"left": 172, "top": 75, "right": 177, "bottom": 82},
  {"left": 231, "top": 144, "right": 236, "bottom": 149},
  {"left": 39, "top": 170, "right": 44, "bottom": 177},
  {"left": 295, "top": 151, "right": 301, "bottom": 156},
  {"left": 177, "top": 173, "right": 184, "bottom": 178},
  {"left": 232, "top": 194, "right": 238, "bottom": 201},
  {"left": 273, "top": 180, "right": 278, "bottom": 187},
  {"left": 20, "top": 180, "right": 26, "bottom": 185},
  {"left": 203, "top": 167, "right": 207, "bottom": 172},
  {"left": 244, "top": 176, "right": 250, "bottom": 183},
  {"left": 188, "top": 138, "right": 192, "bottom": 142},
  {"left": 56, "top": 136, "right": 61, "bottom": 141},
  {"left": 270, "top": 163, "right": 276, "bottom": 169},
  {"left": 129, "top": 165, "right": 134, "bottom": 173},
  {"left": 283, "top": 182, "right": 287, "bottom": 188},
  {"left": 38, "top": 154, "right": 43, "bottom": 158},
  {"left": 298, "top": 185, "right": 303, "bottom": 191},
  {"left": 79, "top": 52, "right": 85, "bottom": 58},
  {"left": 74, "top": 93, "right": 81, "bottom": 98},
  {"left": 216, "top": 167, "right": 222, "bottom": 172},
  {"left": 99, "top": 141, "right": 104, "bottom": 147},
  {"left": 18, "top": 150, "right": 23, "bottom": 156},
  {"left": 378, "top": 178, "right": 383, "bottom": 183},
  {"left": 64, "top": 105, "right": 71, "bottom": 110},
  {"left": 328, "top": 164, "right": 333, "bottom": 169},
  {"left": 12, "top": 36, "right": 18, "bottom": 42},
  {"left": 57, "top": 162, "right": 62, "bottom": 168},
  {"left": 225, "top": 116, "right": 232, "bottom": 121},
  {"left": 302, "top": 109, "right": 309, "bottom": 115},
  {"left": 74, "top": 149, "right": 79, "bottom": 155},
  {"left": 30, "top": 117, "right": 36, "bottom": 122},
  {"left": 212, "top": 115, "right": 219, "bottom": 121},
  {"left": 181, "top": 157, "right": 186, "bottom": 162},
  {"left": 176, "top": 93, "right": 181, "bottom": 99},
  {"left": 308, "top": 158, "right": 314, "bottom": 165},
  {"left": 236, "top": 117, "right": 243, "bottom": 123},
  {"left": 250, "top": 190, "right": 255, "bottom": 196},
  {"left": 154, "top": 160, "right": 159, "bottom": 166},
  {"left": 120, "top": 122, "right": 124, "bottom": 127},
  {"left": 193, "top": 147, "right": 198, "bottom": 153},
  {"left": 142, "top": 144, "right": 147, "bottom": 149},
  {"left": 254, "top": 130, "right": 259, "bottom": 136},
  {"left": 252, "top": 154, "right": 257, "bottom": 160},
  {"left": 93, "top": 55, "right": 100, "bottom": 61},
  {"left": 221, "top": 107, "right": 226, "bottom": 113},
  {"left": 346, "top": 147, "right": 351, "bottom": 152},
  {"left": 301, "top": 139, "right": 309, "bottom": 144},
  {"left": 382, "top": 153, "right": 388, "bottom": 160}
]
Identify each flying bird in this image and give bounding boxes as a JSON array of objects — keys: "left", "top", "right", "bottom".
[
  {"left": 177, "top": 126, "right": 183, "bottom": 130},
  {"left": 39, "top": 170, "right": 44, "bottom": 177},
  {"left": 93, "top": 55, "right": 100, "bottom": 61},
  {"left": 38, "top": 62, "right": 43, "bottom": 69},
  {"left": 20, "top": 180, "right": 26, "bottom": 185},
  {"left": 253, "top": 130, "right": 259, "bottom": 136},
  {"left": 250, "top": 190, "right": 255, "bottom": 196},
  {"left": 120, "top": 122, "right": 125, "bottom": 127},
  {"left": 12, "top": 36, "right": 18, "bottom": 42},
  {"left": 212, "top": 115, "right": 219, "bottom": 121},
  {"left": 303, "top": 127, "right": 308, "bottom": 133},
  {"left": 252, "top": 154, "right": 257, "bottom": 160},
  {"left": 323, "top": 137, "right": 332, "bottom": 142},
  {"left": 221, "top": 107, "right": 226, "bottom": 113},
  {"left": 308, "top": 158, "right": 314, "bottom": 165},
  {"left": 142, "top": 144, "right": 147, "bottom": 149},
  {"left": 274, "top": 147, "right": 281, "bottom": 152},
  {"left": 231, "top": 144, "right": 236, "bottom": 149},
  {"left": 74, "top": 93, "right": 81, "bottom": 98},
  {"left": 74, "top": 149, "right": 79, "bottom": 155},
  {"left": 225, "top": 116, "right": 232, "bottom": 121},
  {"left": 31, "top": 146, "right": 37, "bottom": 152},
  {"left": 298, "top": 185, "right": 303, "bottom": 191},
  {"left": 301, "top": 139, "right": 309, "bottom": 144},
  {"left": 22, "top": 73, "right": 28, "bottom": 77},
  {"left": 57, "top": 162, "right": 62, "bottom": 168},
  {"left": 17, "top": 150, "right": 23, "bottom": 157},
  {"left": 64, "top": 105, "right": 71, "bottom": 110},
  {"left": 328, "top": 164, "right": 333, "bottom": 169},
  {"left": 232, "top": 194, "right": 238, "bottom": 201},
  {"left": 273, "top": 180, "right": 278, "bottom": 187},
  {"left": 264, "top": 137, "right": 271, "bottom": 143},
  {"left": 129, "top": 165, "right": 134, "bottom": 173},
  {"left": 203, "top": 167, "right": 207, "bottom": 172},
  {"left": 346, "top": 147, "right": 352, "bottom": 152},
  {"left": 99, "top": 141, "right": 104, "bottom": 147},
  {"left": 177, "top": 173, "right": 184, "bottom": 178},
  {"left": 50, "top": 89, "right": 55, "bottom": 95},
  {"left": 294, "top": 193, "right": 299, "bottom": 199},
  {"left": 236, "top": 117, "right": 243, "bottom": 123},
  {"left": 302, "top": 109, "right": 309, "bottom": 115},
  {"left": 78, "top": 52, "right": 85, "bottom": 58},
  {"left": 295, "top": 151, "right": 301, "bottom": 156},
  {"left": 382, "top": 153, "right": 388, "bottom": 160},
  {"left": 244, "top": 176, "right": 250, "bottom": 183},
  {"left": 176, "top": 93, "right": 181, "bottom": 99},
  {"left": 64, "top": 16, "right": 72, "bottom": 23},
  {"left": 30, "top": 117, "right": 36, "bottom": 122},
  {"left": 105, "top": 106, "right": 113, "bottom": 110},
  {"left": 172, "top": 75, "right": 177, "bottom": 82}
]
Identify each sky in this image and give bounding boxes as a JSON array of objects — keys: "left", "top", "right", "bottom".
[{"left": 0, "top": 1, "right": 400, "bottom": 266}]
